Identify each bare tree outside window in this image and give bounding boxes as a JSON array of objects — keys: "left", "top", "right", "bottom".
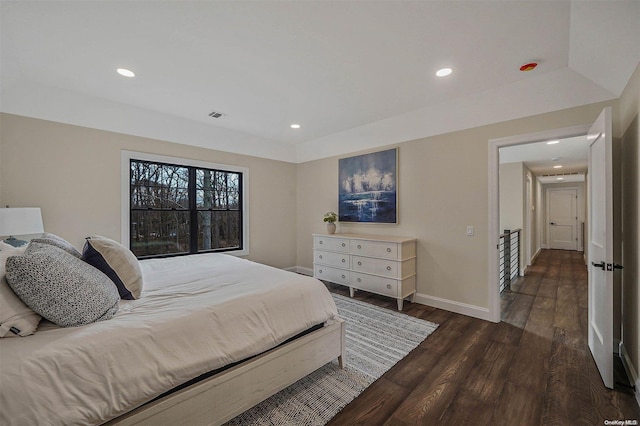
[{"left": 130, "top": 160, "right": 242, "bottom": 258}]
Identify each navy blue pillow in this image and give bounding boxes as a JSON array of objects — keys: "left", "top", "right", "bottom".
[{"left": 82, "top": 236, "right": 143, "bottom": 300}]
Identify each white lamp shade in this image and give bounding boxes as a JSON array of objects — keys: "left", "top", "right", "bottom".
[{"left": 0, "top": 208, "right": 44, "bottom": 236}]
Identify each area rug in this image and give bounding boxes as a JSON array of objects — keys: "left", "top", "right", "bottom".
[{"left": 225, "top": 293, "right": 438, "bottom": 425}]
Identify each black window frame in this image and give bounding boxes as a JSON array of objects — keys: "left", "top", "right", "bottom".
[{"left": 129, "top": 158, "right": 244, "bottom": 259}]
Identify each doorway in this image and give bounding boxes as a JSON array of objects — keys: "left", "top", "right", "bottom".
[{"left": 488, "top": 124, "right": 590, "bottom": 322}]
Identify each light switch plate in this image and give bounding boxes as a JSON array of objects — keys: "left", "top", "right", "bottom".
[{"left": 467, "top": 226, "right": 474, "bottom": 236}]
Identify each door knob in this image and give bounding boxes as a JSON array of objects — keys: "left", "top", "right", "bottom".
[
  {"left": 591, "top": 261, "right": 605, "bottom": 270},
  {"left": 550, "top": 222, "right": 556, "bottom": 225}
]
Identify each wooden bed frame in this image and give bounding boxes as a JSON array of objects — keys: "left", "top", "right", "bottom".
[{"left": 106, "top": 318, "right": 346, "bottom": 426}]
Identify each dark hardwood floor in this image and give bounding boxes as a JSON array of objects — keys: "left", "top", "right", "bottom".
[{"left": 326, "top": 249, "right": 640, "bottom": 425}]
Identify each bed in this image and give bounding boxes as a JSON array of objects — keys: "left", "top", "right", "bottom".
[{"left": 0, "top": 251, "right": 345, "bottom": 426}]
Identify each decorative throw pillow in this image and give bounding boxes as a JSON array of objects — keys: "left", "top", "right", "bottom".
[
  {"left": 82, "top": 236, "right": 143, "bottom": 300},
  {"left": 31, "top": 232, "right": 82, "bottom": 259},
  {"left": 5, "top": 242, "right": 119, "bottom": 327},
  {"left": 0, "top": 244, "right": 41, "bottom": 337}
]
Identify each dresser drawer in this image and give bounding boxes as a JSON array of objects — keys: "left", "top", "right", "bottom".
[
  {"left": 314, "top": 250, "right": 349, "bottom": 268},
  {"left": 314, "top": 265, "right": 350, "bottom": 285},
  {"left": 352, "top": 255, "right": 398, "bottom": 278},
  {"left": 351, "top": 272, "right": 398, "bottom": 297},
  {"left": 314, "top": 236, "right": 349, "bottom": 253},
  {"left": 350, "top": 240, "right": 398, "bottom": 259}
]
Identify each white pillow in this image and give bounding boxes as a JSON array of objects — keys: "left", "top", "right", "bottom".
[{"left": 0, "top": 242, "right": 42, "bottom": 337}]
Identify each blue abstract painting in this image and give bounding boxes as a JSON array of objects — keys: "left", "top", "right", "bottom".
[{"left": 339, "top": 148, "right": 397, "bottom": 223}]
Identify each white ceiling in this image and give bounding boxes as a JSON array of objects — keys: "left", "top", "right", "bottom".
[
  {"left": 1, "top": 1, "right": 638, "bottom": 163},
  {"left": 500, "top": 135, "right": 589, "bottom": 175}
]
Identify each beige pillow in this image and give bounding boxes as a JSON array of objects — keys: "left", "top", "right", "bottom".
[
  {"left": 82, "top": 236, "right": 143, "bottom": 299},
  {"left": 0, "top": 242, "right": 42, "bottom": 337}
]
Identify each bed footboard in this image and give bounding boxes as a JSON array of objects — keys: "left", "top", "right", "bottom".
[{"left": 107, "top": 318, "right": 346, "bottom": 426}]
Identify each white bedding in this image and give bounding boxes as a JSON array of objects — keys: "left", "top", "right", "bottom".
[{"left": 0, "top": 253, "right": 339, "bottom": 426}]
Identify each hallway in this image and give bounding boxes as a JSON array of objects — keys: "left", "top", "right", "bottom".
[{"left": 327, "top": 249, "right": 640, "bottom": 424}]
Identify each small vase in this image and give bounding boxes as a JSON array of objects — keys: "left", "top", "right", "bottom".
[{"left": 327, "top": 223, "right": 336, "bottom": 234}]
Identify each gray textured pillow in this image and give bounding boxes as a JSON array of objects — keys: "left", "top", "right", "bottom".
[
  {"left": 5, "top": 242, "right": 119, "bottom": 327},
  {"left": 31, "top": 232, "right": 82, "bottom": 259}
]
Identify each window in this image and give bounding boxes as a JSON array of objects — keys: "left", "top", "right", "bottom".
[{"left": 123, "top": 152, "right": 248, "bottom": 258}]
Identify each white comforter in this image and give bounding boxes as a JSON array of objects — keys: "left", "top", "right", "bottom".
[{"left": 0, "top": 254, "right": 338, "bottom": 426}]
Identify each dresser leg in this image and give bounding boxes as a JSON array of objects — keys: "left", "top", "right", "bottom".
[
  {"left": 349, "top": 287, "right": 355, "bottom": 298},
  {"left": 397, "top": 298, "right": 403, "bottom": 311},
  {"left": 411, "top": 292, "right": 416, "bottom": 303}
]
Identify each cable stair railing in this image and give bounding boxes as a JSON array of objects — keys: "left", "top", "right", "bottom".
[{"left": 499, "top": 229, "right": 521, "bottom": 292}]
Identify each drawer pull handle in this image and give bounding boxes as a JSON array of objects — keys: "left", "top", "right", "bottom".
[
  {"left": 387, "top": 266, "right": 392, "bottom": 271},
  {"left": 319, "top": 255, "right": 323, "bottom": 259},
  {"left": 318, "top": 269, "right": 322, "bottom": 273},
  {"left": 357, "top": 261, "right": 362, "bottom": 266},
  {"left": 387, "top": 248, "right": 392, "bottom": 253},
  {"left": 342, "top": 243, "right": 346, "bottom": 247},
  {"left": 319, "top": 241, "right": 323, "bottom": 244},
  {"left": 357, "top": 278, "right": 362, "bottom": 283},
  {"left": 386, "top": 284, "right": 391, "bottom": 289},
  {"left": 342, "top": 259, "right": 346, "bottom": 263},
  {"left": 341, "top": 275, "right": 346, "bottom": 279},
  {"left": 357, "top": 244, "right": 362, "bottom": 249}
]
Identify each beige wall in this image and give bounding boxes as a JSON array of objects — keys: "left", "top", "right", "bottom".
[
  {"left": 499, "top": 162, "right": 524, "bottom": 232},
  {"left": 619, "top": 63, "right": 639, "bottom": 393},
  {"left": 0, "top": 114, "right": 298, "bottom": 269},
  {"left": 499, "top": 161, "right": 532, "bottom": 274},
  {"left": 525, "top": 169, "right": 538, "bottom": 266},
  {"left": 296, "top": 100, "right": 618, "bottom": 313}
]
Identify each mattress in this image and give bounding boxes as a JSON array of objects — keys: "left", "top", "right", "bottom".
[{"left": 0, "top": 253, "right": 339, "bottom": 426}]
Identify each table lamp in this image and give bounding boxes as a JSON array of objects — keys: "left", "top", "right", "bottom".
[{"left": 0, "top": 207, "right": 44, "bottom": 247}]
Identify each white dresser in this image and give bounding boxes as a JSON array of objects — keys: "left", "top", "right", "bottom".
[{"left": 313, "top": 233, "right": 417, "bottom": 310}]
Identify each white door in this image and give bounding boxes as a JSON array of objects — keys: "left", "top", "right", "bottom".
[
  {"left": 587, "top": 107, "right": 614, "bottom": 389},
  {"left": 547, "top": 188, "right": 578, "bottom": 250}
]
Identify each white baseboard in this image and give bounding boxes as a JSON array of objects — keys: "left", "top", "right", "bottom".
[
  {"left": 413, "top": 293, "right": 493, "bottom": 322},
  {"left": 620, "top": 342, "right": 640, "bottom": 408},
  {"left": 531, "top": 247, "right": 541, "bottom": 264}
]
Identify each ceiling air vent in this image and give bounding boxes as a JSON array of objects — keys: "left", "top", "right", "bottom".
[{"left": 208, "top": 111, "right": 228, "bottom": 119}]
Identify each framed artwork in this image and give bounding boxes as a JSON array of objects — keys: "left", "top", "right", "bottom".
[{"left": 338, "top": 148, "right": 397, "bottom": 223}]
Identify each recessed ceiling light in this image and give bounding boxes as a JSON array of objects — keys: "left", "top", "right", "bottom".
[
  {"left": 557, "top": 177, "right": 564, "bottom": 181},
  {"left": 116, "top": 68, "right": 135, "bottom": 78},
  {"left": 436, "top": 67, "right": 452, "bottom": 77},
  {"left": 553, "top": 165, "right": 563, "bottom": 169},
  {"left": 290, "top": 124, "right": 301, "bottom": 129},
  {"left": 551, "top": 157, "right": 561, "bottom": 161},
  {"left": 547, "top": 140, "right": 559, "bottom": 145}
]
